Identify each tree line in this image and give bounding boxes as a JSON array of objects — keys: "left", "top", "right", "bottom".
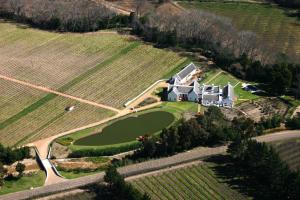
[
  {"left": 267, "top": 0, "right": 300, "bottom": 8},
  {"left": 131, "top": 8, "right": 300, "bottom": 96},
  {"left": 227, "top": 138, "right": 300, "bottom": 199},
  {"left": 83, "top": 165, "right": 151, "bottom": 200},
  {"left": 112, "top": 107, "right": 282, "bottom": 162},
  {"left": 0, "top": 144, "right": 30, "bottom": 187},
  {"left": 0, "top": 0, "right": 131, "bottom": 32},
  {"left": 110, "top": 106, "right": 300, "bottom": 199},
  {"left": 223, "top": 54, "right": 300, "bottom": 96}
]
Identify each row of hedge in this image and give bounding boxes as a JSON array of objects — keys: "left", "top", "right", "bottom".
[{"left": 68, "top": 142, "right": 141, "bottom": 158}]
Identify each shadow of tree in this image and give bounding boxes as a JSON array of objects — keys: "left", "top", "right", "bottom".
[{"left": 204, "top": 155, "right": 265, "bottom": 200}]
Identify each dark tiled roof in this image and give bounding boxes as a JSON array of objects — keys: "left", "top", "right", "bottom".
[{"left": 176, "top": 63, "right": 197, "bottom": 80}]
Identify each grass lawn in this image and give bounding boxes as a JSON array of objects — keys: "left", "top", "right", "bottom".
[
  {"left": 206, "top": 72, "right": 239, "bottom": 87},
  {"left": 234, "top": 82, "right": 260, "bottom": 104},
  {"left": 199, "top": 68, "right": 221, "bottom": 84},
  {"left": 201, "top": 69, "right": 260, "bottom": 104},
  {"left": 58, "top": 169, "right": 105, "bottom": 179},
  {"left": 0, "top": 171, "right": 45, "bottom": 195},
  {"left": 181, "top": 1, "right": 300, "bottom": 61}
]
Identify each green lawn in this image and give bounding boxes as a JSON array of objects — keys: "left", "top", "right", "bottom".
[
  {"left": 181, "top": 1, "right": 300, "bottom": 61},
  {"left": 199, "top": 68, "right": 221, "bottom": 84},
  {"left": 0, "top": 171, "right": 45, "bottom": 195},
  {"left": 58, "top": 169, "right": 105, "bottom": 179},
  {"left": 234, "top": 83, "right": 260, "bottom": 103},
  {"left": 201, "top": 69, "right": 260, "bottom": 104},
  {"left": 206, "top": 72, "right": 239, "bottom": 87}
]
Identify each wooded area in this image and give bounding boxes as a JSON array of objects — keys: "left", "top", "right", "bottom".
[{"left": 0, "top": 0, "right": 130, "bottom": 32}]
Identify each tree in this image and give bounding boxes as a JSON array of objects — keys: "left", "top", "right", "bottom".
[
  {"left": 271, "top": 63, "right": 292, "bottom": 95},
  {"left": 15, "top": 162, "right": 25, "bottom": 177},
  {"left": 141, "top": 136, "right": 157, "bottom": 157},
  {"left": 104, "top": 165, "right": 124, "bottom": 187}
]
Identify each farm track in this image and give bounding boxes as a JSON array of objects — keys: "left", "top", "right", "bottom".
[
  {"left": 2, "top": 130, "right": 300, "bottom": 200},
  {"left": 0, "top": 74, "right": 121, "bottom": 113}
]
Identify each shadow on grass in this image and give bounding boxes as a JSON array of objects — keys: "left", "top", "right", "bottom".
[
  {"left": 204, "top": 155, "right": 264, "bottom": 200},
  {"left": 5, "top": 174, "right": 21, "bottom": 181}
]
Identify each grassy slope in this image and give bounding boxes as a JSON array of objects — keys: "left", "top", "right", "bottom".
[
  {"left": 0, "top": 171, "right": 45, "bottom": 195},
  {"left": 130, "top": 163, "right": 247, "bottom": 200},
  {"left": 181, "top": 1, "right": 300, "bottom": 61}
]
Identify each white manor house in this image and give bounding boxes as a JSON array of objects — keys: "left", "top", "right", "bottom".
[{"left": 167, "top": 63, "right": 234, "bottom": 108}]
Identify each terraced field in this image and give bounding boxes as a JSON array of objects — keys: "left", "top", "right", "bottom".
[
  {"left": 130, "top": 163, "right": 247, "bottom": 200},
  {"left": 0, "top": 79, "right": 114, "bottom": 146},
  {"left": 272, "top": 139, "right": 300, "bottom": 172},
  {"left": 181, "top": 2, "right": 300, "bottom": 62}
]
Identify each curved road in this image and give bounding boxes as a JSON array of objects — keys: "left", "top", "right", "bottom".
[{"left": 2, "top": 130, "right": 299, "bottom": 200}]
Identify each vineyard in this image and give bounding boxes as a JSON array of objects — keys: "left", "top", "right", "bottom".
[
  {"left": 130, "top": 163, "right": 247, "bottom": 200},
  {"left": 272, "top": 139, "right": 300, "bottom": 172},
  {"left": 0, "top": 21, "right": 186, "bottom": 108},
  {"left": 0, "top": 20, "right": 186, "bottom": 146},
  {"left": 181, "top": 2, "right": 300, "bottom": 62},
  {"left": 0, "top": 79, "right": 114, "bottom": 146},
  {"left": 64, "top": 44, "right": 186, "bottom": 108}
]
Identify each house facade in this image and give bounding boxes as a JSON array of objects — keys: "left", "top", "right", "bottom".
[{"left": 167, "top": 63, "right": 234, "bottom": 108}]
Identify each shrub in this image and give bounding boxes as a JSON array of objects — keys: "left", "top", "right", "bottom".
[
  {"left": 56, "top": 137, "right": 74, "bottom": 146},
  {"left": 286, "top": 115, "right": 300, "bottom": 129}
]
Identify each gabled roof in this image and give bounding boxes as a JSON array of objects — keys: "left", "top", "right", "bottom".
[
  {"left": 202, "top": 94, "right": 220, "bottom": 102},
  {"left": 192, "top": 81, "right": 200, "bottom": 94},
  {"left": 175, "top": 63, "right": 197, "bottom": 80},
  {"left": 223, "top": 83, "right": 234, "bottom": 99},
  {"left": 176, "top": 85, "right": 193, "bottom": 94}
]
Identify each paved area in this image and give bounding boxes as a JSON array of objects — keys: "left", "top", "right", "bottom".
[
  {"left": 42, "top": 159, "right": 65, "bottom": 186},
  {"left": 2, "top": 130, "right": 299, "bottom": 200}
]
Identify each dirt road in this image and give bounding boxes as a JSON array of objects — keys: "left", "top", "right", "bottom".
[
  {"left": 2, "top": 130, "right": 299, "bottom": 200},
  {"left": 0, "top": 74, "right": 121, "bottom": 113}
]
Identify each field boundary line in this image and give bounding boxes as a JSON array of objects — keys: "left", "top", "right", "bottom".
[
  {"left": 205, "top": 71, "right": 222, "bottom": 84},
  {"left": 0, "top": 74, "right": 121, "bottom": 113},
  {"left": 126, "top": 160, "right": 203, "bottom": 181},
  {"left": 234, "top": 81, "right": 241, "bottom": 88},
  {"left": 124, "top": 79, "right": 167, "bottom": 107}
]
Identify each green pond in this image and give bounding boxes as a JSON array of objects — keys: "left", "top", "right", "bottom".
[{"left": 74, "top": 111, "right": 175, "bottom": 146}]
